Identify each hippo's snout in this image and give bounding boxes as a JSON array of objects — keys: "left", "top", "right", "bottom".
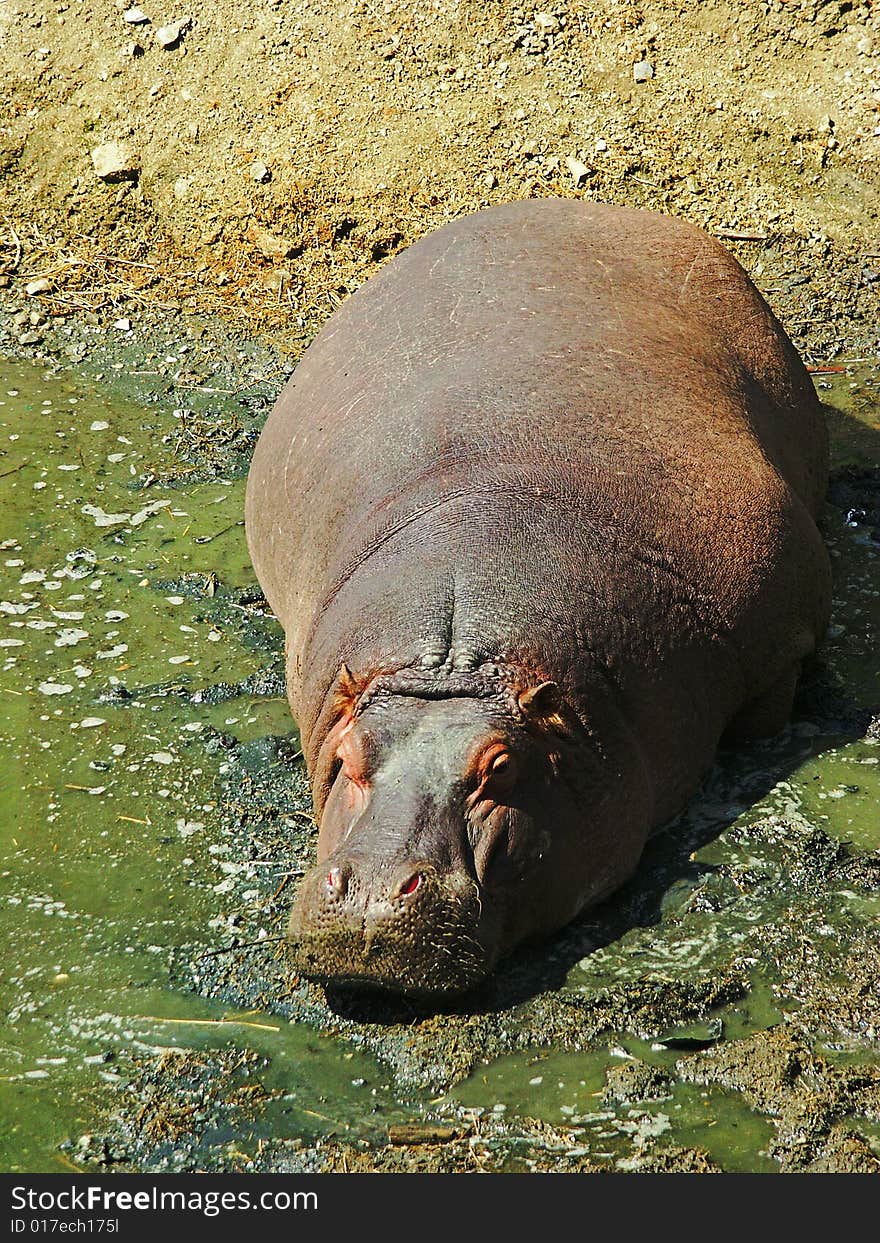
[{"left": 288, "top": 853, "right": 494, "bottom": 997}]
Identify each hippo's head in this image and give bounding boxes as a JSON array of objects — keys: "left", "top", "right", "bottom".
[{"left": 288, "top": 671, "right": 641, "bottom": 997}]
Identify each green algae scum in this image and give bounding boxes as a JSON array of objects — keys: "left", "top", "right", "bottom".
[{"left": 2, "top": 355, "right": 879, "bottom": 1173}]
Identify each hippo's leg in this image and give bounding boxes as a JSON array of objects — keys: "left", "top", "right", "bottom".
[{"left": 723, "top": 661, "right": 802, "bottom": 743}]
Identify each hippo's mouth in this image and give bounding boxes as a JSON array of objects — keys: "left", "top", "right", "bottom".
[
  {"left": 286, "top": 862, "right": 498, "bottom": 997},
  {"left": 288, "top": 933, "right": 493, "bottom": 998}
]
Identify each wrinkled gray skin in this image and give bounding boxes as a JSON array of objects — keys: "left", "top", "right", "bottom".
[{"left": 244, "top": 199, "right": 830, "bottom": 997}]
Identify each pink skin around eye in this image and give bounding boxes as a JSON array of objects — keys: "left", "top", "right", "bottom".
[{"left": 469, "top": 745, "right": 518, "bottom": 806}]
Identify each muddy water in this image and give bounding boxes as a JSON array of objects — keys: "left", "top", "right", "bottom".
[
  {"left": 1, "top": 357, "right": 878, "bottom": 1173},
  {"left": 0, "top": 359, "right": 405, "bottom": 1172}
]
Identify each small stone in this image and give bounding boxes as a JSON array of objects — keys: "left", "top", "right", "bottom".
[
  {"left": 633, "top": 59, "right": 654, "bottom": 82},
  {"left": 595, "top": 137, "right": 608, "bottom": 152},
  {"left": 113, "top": 317, "right": 131, "bottom": 331},
  {"left": 534, "top": 12, "right": 558, "bottom": 33},
  {"left": 482, "top": 171, "right": 497, "bottom": 189},
  {"left": 565, "top": 155, "right": 590, "bottom": 186},
  {"left": 249, "top": 159, "right": 271, "bottom": 184},
  {"left": 155, "top": 17, "right": 190, "bottom": 49},
  {"left": 25, "top": 277, "right": 53, "bottom": 296},
  {"left": 245, "top": 220, "right": 296, "bottom": 259},
  {"left": 123, "top": 7, "right": 150, "bottom": 23},
  {"left": 91, "top": 141, "right": 139, "bottom": 181},
  {"left": 18, "top": 330, "right": 42, "bottom": 345}
]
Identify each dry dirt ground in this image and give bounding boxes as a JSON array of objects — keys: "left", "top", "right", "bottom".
[{"left": 1, "top": 0, "right": 879, "bottom": 359}]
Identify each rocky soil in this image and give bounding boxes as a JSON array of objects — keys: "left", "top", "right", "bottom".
[{"left": 1, "top": 0, "right": 879, "bottom": 360}]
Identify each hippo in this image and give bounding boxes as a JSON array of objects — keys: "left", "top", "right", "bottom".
[{"left": 244, "top": 198, "right": 830, "bottom": 997}]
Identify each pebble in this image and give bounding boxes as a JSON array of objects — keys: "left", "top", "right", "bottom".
[
  {"left": 123, "top": 7, "right": 150, "bottom": 23},
  {"left": 534, "top": 12, "right": 558, "bottom": 33},
  {"left": 18, "top": 330, "right": 42, "bottom": 345},
  {"left": 245, "top": 220, "right": 296, "bottom": 259},
  {"left": 633, "top": 59, "right": 654, "bottom": 83},
  {"left": 250, "top": 160, "right": 271, "bottom": 184},
  {"left": 565, "top": 155, "right": 589, "bottom": 187},
  {"left": 91, "top": 141, "right": 138, "bottom": 181},
  {"left": 113, "top": 317, "right": 132, "bottom": 331},
  {"left": 155, "top": 17, "right": 190, "bottom": 49},
  {"left": 25, "top": 278, "right": 53, "bottom": 296}
]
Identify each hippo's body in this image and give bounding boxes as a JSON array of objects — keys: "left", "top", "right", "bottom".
[{"left": 245, "top": 199, "right": 830, "bottom": 996}]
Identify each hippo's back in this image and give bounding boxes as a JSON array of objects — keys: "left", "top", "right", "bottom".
[{"left": 245, "top": 199, "right": 830, "bottom": 784}]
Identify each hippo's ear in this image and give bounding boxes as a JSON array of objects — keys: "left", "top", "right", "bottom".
[
  {"left": 337, "top": 662, "right": 360, "bottom": 700},
  {"left": 518, "top": 681, "right": 561, "bottom": 719},
  {"left": 331, "top": 662, "right": 364, "bottom": 720}
]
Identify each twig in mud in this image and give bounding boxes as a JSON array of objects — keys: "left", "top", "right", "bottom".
[
  {"left": 197, "top": 935, "right": 288, "bottom": 958},
  {"left": 177, "top": 385, "right": 236, "bottom": 395},
  {"left": 0, "top": 460, "right": 30, "bottom": 479},
  {"left": 300, "top": 1108, "right": 335, "bottom": 1123},
  {"left": 193, "top": 520, "right": 244, "bottom": 545},
  {"left": 134, "top": 1015, "right": 282, "bottom": 1032},
  {"left": 236, "top": 859, "right": 297, "bottom": 867},
  {"left": 270, "top": 875, "right": 292, "bottom": 903},
  {"left": 235, "top": 367, "right": 289, "bottom": 394}
]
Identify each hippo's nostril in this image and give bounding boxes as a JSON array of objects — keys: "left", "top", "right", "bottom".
[
  {"left": 326, "top": 866, "right": 348, "bottom": 898},
  {"left": 394, "top": 871, "right": 422, "bottom": 899}
]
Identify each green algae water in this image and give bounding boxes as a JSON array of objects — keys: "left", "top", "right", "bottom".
[
  {"left": 0, "top": 359, "right": 404, "bottom": 1172},
  {"left": 1, "top": 355, "right": 879, "bottom": 1173}
]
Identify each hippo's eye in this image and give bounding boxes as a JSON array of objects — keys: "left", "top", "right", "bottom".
[{"left": 478, "top": 746, "right": 518, "bottom": 799}]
